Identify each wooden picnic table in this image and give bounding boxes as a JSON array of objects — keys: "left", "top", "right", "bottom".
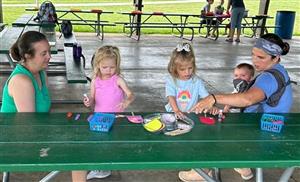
[
  {"left": 26, "top": 8, "right": 115, "bottom": 40},
  {"left": 63, "top": 34, "right": 87, "bottom": 84},
  {"left": 0, "top": 25, "right": 57, "bottom": 68},
  {"left": 242, "top": 15, "right": 274, "bottom": 38},
  {"left": 190, "top": 14, "right": 231, "bottom": 41},
  {"left": 117, "top": 11, "right": 202, "bottom": 41},
  {"left": 1, "top": 14, "right": 87, "bottom": 84},
  {"left": 11, "top": 14, "right": 34, "bottom": 27},
  {"left": 0, "top": 112, "right": 299, "bottom": 182}
]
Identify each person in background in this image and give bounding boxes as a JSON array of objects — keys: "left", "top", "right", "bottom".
[
  {"left": 201, "top": 0, "right": 214, "bottom": 16},
  {"left": 1, "top": 31, "right": 51, "bottom": 112},
  {"left": 200, "top": 0, "right": 218, "bottom": 37},
  {"left": 226, "top": 0, "right": 245, "bottom": 42}
]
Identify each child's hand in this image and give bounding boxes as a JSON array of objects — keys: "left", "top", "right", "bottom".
[
  {"left": 117, "top": 99, "right": 130, "bottom": 111},
  {"left": 83, "top": 94, "right": 91, "bottom": 107},
  {"left": 174, "top": 110, "right": 185, "bottom": 120}
]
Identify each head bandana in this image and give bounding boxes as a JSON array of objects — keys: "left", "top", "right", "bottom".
[{"left": 254, "top": 38, "right": 283, "bottom": 56}]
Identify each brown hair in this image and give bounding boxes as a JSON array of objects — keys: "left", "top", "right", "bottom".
[
  {"left": 236, "top": 63, "right": 255, "bottom": 77},
  {"left": 167, "top": 42, "right": 196, "bottom": 79},
  {"left": 92, "top": 45, "right": 121, "bottom": 78},
  {"left": 10, "top": 31, "right": 47, "bottom": 62}
]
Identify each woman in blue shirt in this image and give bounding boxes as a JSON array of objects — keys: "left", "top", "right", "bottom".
[
  {"left": 185, "top": 33, "right": 293, "bottom": 181},
  {"left": 191, "top": 33, "right": 293, "bottom": 114}
]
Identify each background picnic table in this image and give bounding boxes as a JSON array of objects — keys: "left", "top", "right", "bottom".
[{"left": 1, "top": 0, "right": 300, "bottom": 36}]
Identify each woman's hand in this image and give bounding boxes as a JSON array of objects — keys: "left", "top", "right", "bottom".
[
  {"left": 223, "top": 105, "right": 231, "bottom": 113},
  {"left": 189, "top": 95, "right": 216, "bottom": 114},
  {"left": 209, "top": 106, "right": 220, "bottom": 115}
]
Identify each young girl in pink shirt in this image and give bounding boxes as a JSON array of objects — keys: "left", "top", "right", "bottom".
[
  {"left": 84, "top": 45, "right": 134, "bottom": 112},
  {"left": 73, "top": 45, "right": 135, "bottom": 182}
]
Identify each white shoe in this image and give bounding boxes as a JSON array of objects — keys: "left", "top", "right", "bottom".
[
  {"left": 86, "top": 170, "right": 111, "bottom": 180},
  {"left": 234, "top": 168, "right": 253, "bottom": 180}
]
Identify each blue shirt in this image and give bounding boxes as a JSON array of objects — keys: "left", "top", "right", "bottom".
[
  {"left": 231, "top": 0, "right": 245, "bottom": 8},
  {"left": 165, "top": 75, "right": 209, "bottom": 112},
  {"left": 244, "top": 64, "right": 293, "bottom": 113}
]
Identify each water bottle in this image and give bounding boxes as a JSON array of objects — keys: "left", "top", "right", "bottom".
[
  {"left": 218, "top": 110, "right": 223, "bottom": 122},
  {"left": 77, "top": 44, "right": 82, "bottom": 58},
  {"left": 72, "top": 42, "right": 77, "bottom": 58}
]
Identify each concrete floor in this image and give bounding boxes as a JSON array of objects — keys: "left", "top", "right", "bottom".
[{"left": 0, "top": 33, "right": 300, "bottom": 181}]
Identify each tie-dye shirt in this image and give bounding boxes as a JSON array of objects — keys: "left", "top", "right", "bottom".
[{"left": 165, "top": 75, "right": 209, "bottom": 112}]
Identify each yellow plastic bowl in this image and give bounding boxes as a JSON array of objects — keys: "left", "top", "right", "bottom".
[{"left": 143, "top": 118, "right": 164, "bottom": 132}]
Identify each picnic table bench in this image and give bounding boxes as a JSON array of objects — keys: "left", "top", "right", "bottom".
[
  {"left": 0, "top": 26, "right": 25, "bottom": 67},
  {"left": 188, "top": 14, "right": 276, "bottom": 40},
  {"left": 11, "top": 14, "right": 34, "bottom": 27},
  {"left": 0, "top": 15, "right": 63, "bottom": 75},
  {"left": 117, "top": 11, "right": 203, "bottom": 41},
  {"left": 242, "top": 15, "right": 276, "bottom": 38},
  {"left": 0, "top": 24, "right": 57, "bottom": 68},
  {"left": 11, "top": 13, "right": 57, "bottom": 49},
  {"left": 63, "top": 34, "right": 87, "bottom": 84},
  {"left": 188, "top": 14, "right": 231, "bottom": 41},
  {"left": 26, "top": 8, "right": 115, "bottom": 40},
  {"left": 0, "top": 112, "right": 299, "bottom": 182}
]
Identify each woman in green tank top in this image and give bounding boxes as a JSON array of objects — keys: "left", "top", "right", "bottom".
[{"left": 1, "top": 31, "right": 51, "bottom": 112}]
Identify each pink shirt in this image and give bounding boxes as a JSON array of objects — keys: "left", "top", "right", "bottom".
[{"left": 94, "top": 74, "right": 125, "bottom": 112}]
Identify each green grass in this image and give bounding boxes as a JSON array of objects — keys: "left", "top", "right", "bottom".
[{"left": 2, "top": 0, "right": 299, "bottom": 35}]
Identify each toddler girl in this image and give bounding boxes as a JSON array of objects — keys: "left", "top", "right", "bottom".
[
  {"left": 166, "top": 43, "right": 216, "bottom": 182},
  {"left": 75, "top": 45, "right": 134, "bottom": 182},
  {"left": 83, "top": 45, "right": 135, "bottom": 112},
  {"left": 165, "top": 42, "right": 210, "bottom": 118}
]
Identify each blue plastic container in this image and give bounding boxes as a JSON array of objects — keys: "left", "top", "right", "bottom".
[
  {"left": 89, "top": 113, "right": 115, "bottom": 132},
  {"left": 275, "top": 11, "right": 296, "bottom": 39},
  {"left": 260, "top": 114, "right": 285, "bottom": 133}
]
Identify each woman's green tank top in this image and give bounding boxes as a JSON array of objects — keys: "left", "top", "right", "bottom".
[{"left": 1, "top": 64, "right": 51, "bottom": 112}]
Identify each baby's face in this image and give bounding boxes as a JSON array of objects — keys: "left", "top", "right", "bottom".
[{"left": 234, "top": 68, "right": 252, "bottom": 82}]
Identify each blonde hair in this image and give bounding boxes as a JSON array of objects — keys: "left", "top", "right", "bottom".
[
  {"left": 167, "top": 42, "right": 196, "bottom": 78},
  {"left": 92, "top": 45, "right": 121, "bottom": 78}
]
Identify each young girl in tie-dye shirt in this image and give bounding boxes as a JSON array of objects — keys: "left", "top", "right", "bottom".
[{"left": 165, "top": 42, "right": 210, "bottom": 118}]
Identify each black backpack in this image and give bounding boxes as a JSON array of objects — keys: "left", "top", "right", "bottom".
[
  {"left": 61, "top": 20, "right": 73, "bottom": 38},
  {"left": 34, "top": 1, "right": 58, "bottom": 23},
  {"left": 246, "top": 69, "right": 296, "bottom": 111}
]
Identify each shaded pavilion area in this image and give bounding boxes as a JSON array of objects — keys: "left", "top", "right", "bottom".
[{"left": 0, "top": 33, "right": 300, "bottom": 181}]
